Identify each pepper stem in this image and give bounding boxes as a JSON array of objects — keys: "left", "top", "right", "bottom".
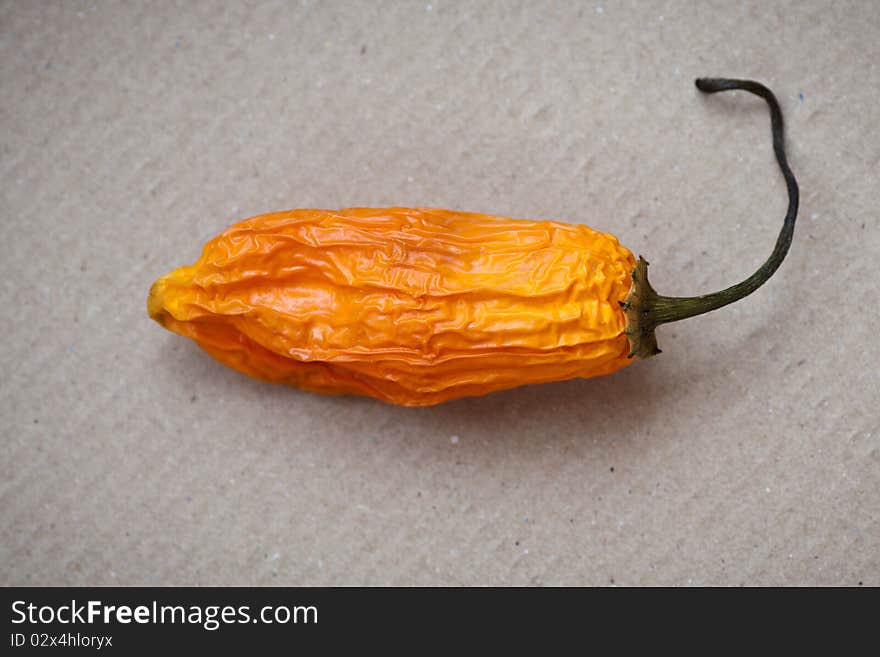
[{"left": 623, "top": 77, "right": 800, "bottom": 359}]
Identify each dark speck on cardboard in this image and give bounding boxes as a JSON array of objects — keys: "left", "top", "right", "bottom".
[
  {"left": 361, "top": 44, "right": 366, "bottom": 55},
  {"left": 799, "top": 91, "right": 805, "bottom": 102},
  {"left": 190, "top": 394, "right": 197, "bottom": 403},
  {"left": 609, "top": 466, "right": 615, "bottom": 472}
]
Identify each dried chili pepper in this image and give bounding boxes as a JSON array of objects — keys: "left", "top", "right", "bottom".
[{"left": 148, "top": 78, "right": 798, "bottom": 406}]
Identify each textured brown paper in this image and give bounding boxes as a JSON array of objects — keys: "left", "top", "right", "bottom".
[{"left": 2, "top": 0, "right": 877, "bottom": 585}]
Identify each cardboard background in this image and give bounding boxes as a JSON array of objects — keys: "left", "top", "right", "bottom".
[{"left": 2, "top": 0, "right": 877, "bottom": 585}]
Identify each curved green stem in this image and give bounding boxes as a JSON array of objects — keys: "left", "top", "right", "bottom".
[{"left": 623, "top": 77, "right": 800, "bottom": 359}]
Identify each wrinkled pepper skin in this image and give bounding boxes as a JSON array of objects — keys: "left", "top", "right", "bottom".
[{"left": 148, "top": 207, "right": 636, "bottom": 406}]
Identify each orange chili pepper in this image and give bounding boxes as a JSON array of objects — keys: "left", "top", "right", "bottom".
[{"left": 148, "top": 78, "right": 798, "bottom": 406}]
